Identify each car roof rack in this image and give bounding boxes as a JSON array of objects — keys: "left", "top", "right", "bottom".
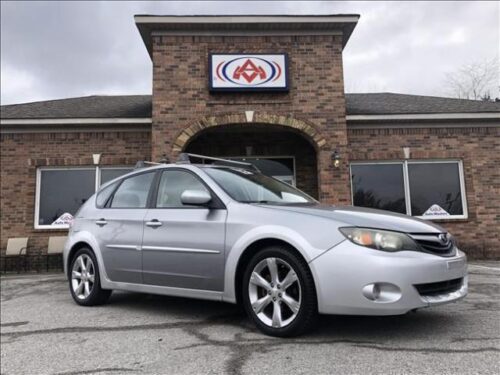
[
  {"left": 176, "top": 153, "right": 260, "bottom": 172},
  {"left": 134, "top": 161, "right": 163, "bottom": 169}
]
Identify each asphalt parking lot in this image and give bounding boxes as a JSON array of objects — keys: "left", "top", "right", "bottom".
[{"left": 1, "top": 262, "right": 499, "bottom": 375}]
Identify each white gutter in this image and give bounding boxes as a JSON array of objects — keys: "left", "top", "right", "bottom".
[
  {"left": 346, "top": 113, "right": 500, "bottom": 121},
  {"left": 134, "top": 15, "right": 360, "bottom": 24},
  {"left": 0, "top": 118, "right": 152, "bottom": 125}
]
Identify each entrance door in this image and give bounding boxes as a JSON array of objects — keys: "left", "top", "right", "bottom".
[{"left": 141, "top": 169, "right": 226, "bottom": 291}]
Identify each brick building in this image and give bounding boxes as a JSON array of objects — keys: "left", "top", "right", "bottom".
[{"left": 1, "top": 15, "right": 499, "bottom": 266}]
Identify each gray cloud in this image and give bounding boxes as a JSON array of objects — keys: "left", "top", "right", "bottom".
[{"left": 1, "top": 1, "right": 498, "bottom": 105}]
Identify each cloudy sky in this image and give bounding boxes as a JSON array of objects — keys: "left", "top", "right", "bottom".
[{"left": 1, "top": 1, "right": 498, "bottom": 105}]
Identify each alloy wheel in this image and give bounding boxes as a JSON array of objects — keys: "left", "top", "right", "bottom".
[
  {"left": 248, "top": 257, "right": 302, "bottom": 328},
  {"left": 71, "top": 254, "right": 95, "bottom": 300}
]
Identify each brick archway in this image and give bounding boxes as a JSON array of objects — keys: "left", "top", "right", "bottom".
[{"left": 171, "top": 111, "right": 327, "bottom": 154}]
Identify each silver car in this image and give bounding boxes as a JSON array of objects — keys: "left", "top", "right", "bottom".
[{"left": 64, "top": 154, "right": 468, "bottom": 337}]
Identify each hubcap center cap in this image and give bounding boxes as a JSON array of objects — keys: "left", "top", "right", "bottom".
[{"left": 271, "top": 288, "right": 280, "bottom": 299}]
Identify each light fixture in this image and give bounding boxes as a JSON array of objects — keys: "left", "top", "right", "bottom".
[
  {"left": 332, "top": 150, "right": 341, "bottom": 168},
  {"left": 159, "top": 154, "right": 170, "bottom": 163},
  {"left": 92, "top": 153, "right": 101, "bottom": 165},
  {"left": 403, "top": 147, "right": 411, "bottom": 159}
]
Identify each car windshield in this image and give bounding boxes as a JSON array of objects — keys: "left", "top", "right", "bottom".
[{"left": 204, "top": 167, "right": 317, "bottom": 205}]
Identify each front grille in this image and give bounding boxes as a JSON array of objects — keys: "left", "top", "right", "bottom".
[
  {"left": 409, "top": 233, "right": 456, "bottom": 257},
  {"left": 414, "top": 278, "right": 463, "bottom": 297}
]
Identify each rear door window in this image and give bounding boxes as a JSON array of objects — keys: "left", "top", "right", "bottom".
[{"left": 110, "top": 172, "right": 155, "bottom": 208}]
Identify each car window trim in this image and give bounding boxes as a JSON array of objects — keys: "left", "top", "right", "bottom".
[{"left": 95, "top": 180, "right": 121, "bottom": 209}]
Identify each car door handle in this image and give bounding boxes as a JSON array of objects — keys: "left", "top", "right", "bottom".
[
  {"left": 146, "top": 219, "right": 163, "bottom": 228},
  {"left": 95, "top": 219, "right": 107, "bottom": 226}
]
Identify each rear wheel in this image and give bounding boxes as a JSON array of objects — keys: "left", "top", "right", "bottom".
[
  {"left": 69, "top": 247, "right": 111, "bottom": 306},
  {"left": 242, "top": 246, "right": 317, "bottom": 337}
]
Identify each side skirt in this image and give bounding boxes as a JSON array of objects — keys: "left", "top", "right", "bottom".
[{"left": 101, "top": 279, "right": 224, "bottom": 302}]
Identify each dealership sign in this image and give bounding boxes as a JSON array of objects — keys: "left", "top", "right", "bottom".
[{"left": 209, "top": 54, "right": 288, "bottom": 91}]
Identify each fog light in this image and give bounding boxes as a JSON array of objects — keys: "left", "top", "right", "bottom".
[
  {"left": 362, "top": 283, "right": 380, "bottom": 301},
  {"left": 362, "top": 283, "right": 402, "bottom": 303}
]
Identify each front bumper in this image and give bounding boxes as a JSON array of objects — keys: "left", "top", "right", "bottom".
[{"left": 310, "top": 240, "right": 468, "bottom": 315}]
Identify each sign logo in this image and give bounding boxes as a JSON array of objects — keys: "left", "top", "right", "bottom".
[
  {"left": 210, "top": 54, "right": 288, "bottom": 91},
  {"left": 233, "top": 59, "right": 267, "bottom": 83},
  {"left": 422, "top": 204, "right": 450, "bottom": 217}
]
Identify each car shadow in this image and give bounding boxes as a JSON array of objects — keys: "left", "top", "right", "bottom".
[{"left": 105, "top": 290, "right": 462, "bottom": 340}]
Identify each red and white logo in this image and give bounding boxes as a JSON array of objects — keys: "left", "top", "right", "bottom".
[
  {"left": 210, "top": 54, "right": 287, "bottom": 90},
  {"left": 233, "top": 59, "right": 267, "bottom": 83}
]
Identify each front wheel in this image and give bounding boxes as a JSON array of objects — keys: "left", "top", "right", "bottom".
[
  {"left": 242, "top": 246, "right": 317, "bottom": 337},
  {"left": 69, "top": 247, "right": 111, "bottom": 306}
]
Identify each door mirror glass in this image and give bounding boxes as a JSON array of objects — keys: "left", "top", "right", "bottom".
[{"left": 180, "top": 190, "right": 212, "bottom": 206}]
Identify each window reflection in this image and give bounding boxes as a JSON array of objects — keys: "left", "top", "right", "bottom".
[
  {"left": 38, "top": 169, "right": 95, "bottom": 225},
  {"left": 408, "top": 163, "right": 463, "bottom": 216},
  {"left": 351, "top": 164, "right": 407, "bottom": 214}
]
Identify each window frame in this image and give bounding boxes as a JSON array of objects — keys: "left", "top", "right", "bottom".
[
  {"left": 35, "top": 166, "right": 97, "bottom": 229},
  {"left": 349, "top": 159, "right": 468, "bottom": 220},
  {"left": 35, "top": 165, "right": 133, "bottom": 229}
]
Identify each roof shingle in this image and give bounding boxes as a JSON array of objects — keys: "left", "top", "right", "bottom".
[
  {"left": 0, "top": 95, "right": 152, "bottom": 119},
  {"left": 1, "top": 93, "right": 499, "bottom": 120},
  {"left": 345, "top": 93, "right": 500, "bottom": 115}
]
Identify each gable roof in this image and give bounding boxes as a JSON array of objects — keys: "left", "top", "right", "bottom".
[{"left": 1, "top": 93, "right": 499, "bottom": 120}]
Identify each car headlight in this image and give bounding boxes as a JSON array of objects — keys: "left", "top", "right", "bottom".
[{"left": 339, "top": 227, "right": 419, "bottom": 252}]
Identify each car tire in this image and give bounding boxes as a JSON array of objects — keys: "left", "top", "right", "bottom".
[
  {"left": 69, "top": 247, "right": 111, "bottom": 306},
  {"left": 242, "top": 245, "right": 317, "bottom": 337}
]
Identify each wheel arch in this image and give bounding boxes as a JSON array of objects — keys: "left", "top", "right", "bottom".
[
  {"left": 233, "top": 238, "right": 316, "bottom": 306},
  {"left": 67, "top": 241, "right": 93, "bottom": 275}
]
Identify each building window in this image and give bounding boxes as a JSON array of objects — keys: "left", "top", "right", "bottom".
[
  {"left": 350, "top": 160, "right": 467, "bottom": 220},
  {"left": 35, "top": 166, "right": 132, "bottom": 229},
  {"left": 99, "top": 167, "right": 132, "bottom": 185},
  {"left": 351, "top": 163, "right": 406, "bottom": 214},
  {"left": 407, "top": 162, "right": 464, "bottom": 216}
]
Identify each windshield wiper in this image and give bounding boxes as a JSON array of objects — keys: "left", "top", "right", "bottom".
[
  {"left": 240, "top": 200, "right": 315, "bottom": 206},
  {"left": 240, "top": 200, "right": 276, "bottom": 204}
]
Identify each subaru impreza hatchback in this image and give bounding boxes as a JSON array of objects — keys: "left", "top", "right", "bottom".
[{"left": 64, "top": 154, "right": 467, "bottom": 337}]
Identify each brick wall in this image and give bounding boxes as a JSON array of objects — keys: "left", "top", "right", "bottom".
[
  {"left": 0, "top": 131, "right": 151, "bottom": 268},
  {"left": 347, "top": 125, "right": 500, "bottom": 259},
  {"left": 151, "top": 34, "right": 351, "bottom": 205}
]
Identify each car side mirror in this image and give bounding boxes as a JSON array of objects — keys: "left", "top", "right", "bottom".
[{"left": 180, "top": 190, "right": 212, "bottom": 206}]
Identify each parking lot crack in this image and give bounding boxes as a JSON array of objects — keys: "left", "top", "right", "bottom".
[
  {"left": 174, "top": 328, "right": 380, "bottom": 375},
  {"left": 0, "top": 321, "right": 29, "bottom": 327},
  {"left": 352, "top": 343, "right": 500, "bottom": 354},
  {"left": 0, "top": 313, "right": 242, "bottom": 342},
  {"left": 54, "top": 367, "right": 137, "bottom": 375}
]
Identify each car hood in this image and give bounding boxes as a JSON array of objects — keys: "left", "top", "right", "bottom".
[{"left": 263, "top": 204, "right": 445, "bottom": 234}]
